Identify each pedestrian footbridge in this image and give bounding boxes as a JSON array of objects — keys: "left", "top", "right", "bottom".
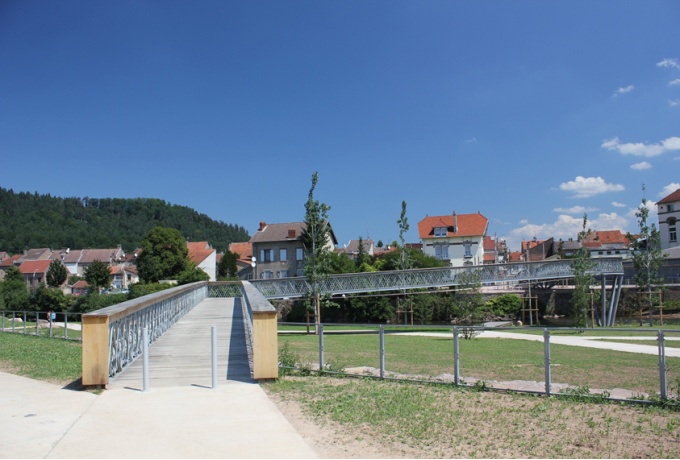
[{"left": 82, "top": 259, "right": 624, "bottom": 387}]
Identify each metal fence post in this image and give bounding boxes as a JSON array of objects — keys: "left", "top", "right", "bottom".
[
  {"left": 211, "top": 326, "right": 218, "bottom": 389},
  {"left": 544, "top": 328, "right": 551, "bottom": 396},
  {"left": 453, "top": 326, "right": 460, "bottom": 386},
  {"left": 64, "top": 313, "right": 68, "bottom": 339},
  {"left": 658, "top": 330, "right": 668, "bottom": 400},
  {"left": 379, "top": 325, "right": 385, "bottom": 379},
  {"left": 35, "top": 312, "right": 39, "bottom": 336},
  {"left": 23, "top": 311, "right": 26, "bottom": 334},
  {"left": 319, "top": 324, "right": 325, "bottom": 372},
  {"left": 142, "top": 327, "right": 150, "bottom": 392}
]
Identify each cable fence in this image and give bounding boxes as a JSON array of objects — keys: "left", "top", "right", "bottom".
[
  {"left": 0, "top": 310, "right": 83, "bottom": 341},
  {"left": 278, "top": 322, "right": 680, "bottom": 402}
]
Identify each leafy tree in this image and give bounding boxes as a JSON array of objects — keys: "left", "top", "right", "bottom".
[
  {"left": 84, "top": 260, "right": 112, "bottom": 293},
  {"left": 217, "top": 250, "right": 239, "bottom": 280},
  {"left": 31, "top": 284, "right": 66, "bottom": 312},
  {"left": 328, "top": 251, "right": 356, "bottom": 274},
  {"left": 300, "top": 172, "right": 334, "bottom": 329},
  {"left": 627, "top": 191, "right": 666, "bottom": 326},
  {"left": 355, "top": 236, "right": 369, "bottom": 269},
  {"left": 47, "top": 259, "right": 68, "bottom": 288},
  {"left": 0, "top": 266, "right": 29, "bottom": 311},
  {"left": 397, "top": 200, "right": 411, "bottom": 271},
  {"left": 485, "top": 293, "right": 522, "bottom": 317},
  {"left": 136, "top": 227, "right": 189, "bottom": 283},
  {"left": 378, "top": 248, "right": 444, "bottom": 271},
  {"left": 571, "top": 214, "right": 595, "bottom": 327},
  {"left": 177, "top": 263, "right": 210, "bottom": 285}
]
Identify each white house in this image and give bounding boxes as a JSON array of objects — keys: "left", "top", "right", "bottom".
[
  {"left": 187, "top": 242, "right": 217, "bottom": 281},
  {"left": 418, "top": 212, "right": 488, "bottom": 267},
  {"left": 658, "top": 188, "right": 680, "bottom": 250}
]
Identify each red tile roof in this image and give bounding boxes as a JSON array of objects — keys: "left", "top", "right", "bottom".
[
  {"left": 483, "top": 236, "right": 495, "bottom": 251},
  {"left": 229, "top": 242, "right": 252, "bottom": 259},
  {"left": 418, "top": 213, "right": 488, "bottom": 239},
  {"left": 0, "top": 254, "right": 22, "bottom": 267},
  {"left": 187, "top": 242, "right": 214, "bottom": 265},
  {"left": 659, "top": 188, "right": 680, "bottom": 204},
  {"left": 581, "top": 230, "right": 630, "bottom": 246},
  {"left": 19, "top": 259, "right": 52, "bottom": 275}
]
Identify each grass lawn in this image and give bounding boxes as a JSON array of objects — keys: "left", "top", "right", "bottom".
[
  {"left": 0, "top": 333, "right": 82, "bottom": 385},
  {"left": 278, "top": 331, "right": 679, "bottom": 396}
]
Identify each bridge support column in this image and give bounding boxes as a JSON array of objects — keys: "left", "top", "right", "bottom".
[
  {"left": 252, "top": 310, "right": 278, "bottom": 379},
  {"left": 82, "top": 315, "right": 109, "bottom": 387}
]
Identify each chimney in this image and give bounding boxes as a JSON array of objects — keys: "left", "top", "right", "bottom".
[
  {"left": 288, "top": 227, "right": 296, "bottom": 239},
  {"left": 259, "top": 221, "right": 266, "bottom": 231},
  {"left": 452, "top": 211, "right": 458, "bottom": 234}
]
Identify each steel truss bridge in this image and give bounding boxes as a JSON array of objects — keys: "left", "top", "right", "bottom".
[{"left": 251, "top": 258, "right": 625, "bottom": 326}]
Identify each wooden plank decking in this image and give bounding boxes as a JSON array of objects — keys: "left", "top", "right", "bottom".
[{"left": 108, "top": 297, "right": 253, "bottom": 390}]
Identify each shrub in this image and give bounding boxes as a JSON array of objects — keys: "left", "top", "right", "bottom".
[{"left": 485, "top": 294, "right": 522, "bottom": 317}]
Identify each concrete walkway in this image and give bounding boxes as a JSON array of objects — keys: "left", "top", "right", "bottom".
[
  {"left": 396, "top": 330, "right": 680, "bottom": 357},
  {"left": 0, "top": 298, "right": 317, "bottom": 459}
]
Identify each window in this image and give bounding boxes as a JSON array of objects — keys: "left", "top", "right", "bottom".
[
  {"left": 279, "top": 249, "right": 287, "bottom": 261},
  {"left": 669, "top": 204, "right": 676, "bottom": 212},
  {"left": 463, "top": 241, "right": 472, "bottom": 258},
  {"left": 434, "top": 244, "right": 449, "bottom": 260},
  {"left": 261, "top": 271, "right": 273, "bottom": 279},
  {"left": 434, "top": 227, "right": 447, "bottom": 237},
  {"left": 277, "top": 270, "right": 288, "bottom": 278},
  {"left": 261, "top": 249, "right": 274, "bottom": 263},
  {"left": 296, "top": 268, "right": 304, "bottom": 277},
  {"left": 670, "top": 218, "right": 677, "bottom": 242},
  {"left": 296, "top": 248, "right": 304, "bottom": 260}
]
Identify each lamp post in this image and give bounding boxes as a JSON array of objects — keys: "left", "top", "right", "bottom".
[{"left": 251, "top": 256, "right": 257, "bottom": 280}]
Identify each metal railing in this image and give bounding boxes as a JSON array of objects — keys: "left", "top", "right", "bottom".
[
  {"left": 279, "top": 323, "right": 679, "bottom": 402},
  {"left": 252, "top": 258, "right": 625, "bottom": 299},
  {"left": 1, "top": 310, "right": 82, "bottom": 341}
]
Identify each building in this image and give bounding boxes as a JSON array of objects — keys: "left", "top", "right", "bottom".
[
  {"left": 18, "top": 259, "right": 53, "bottom": 289},
  {"left": 228, "top": 242, "right": 253, "bottom": 280},
  {"left": 250, "top": 221, "right": 338, "bottom": 279},
  {"left": 342, "top": 239, "right": 375, "bottom": 260},
  {"left": 62, "top": 246, "right": 126, "bottom": 276},
  {"left": 111, "top": 265, "right": 139, "bottom": 289},
  {"left": 417, "top": 211, "right": 488, "bottom": 266},
  {"left": 187, "top": 242, "right": 217, "bottom": 281},
  {"left": 580, "top": 230, "right": 631, "bottom": 259},
  {"left": 658, "top": 188, "right": 680, "bottom": 250}
]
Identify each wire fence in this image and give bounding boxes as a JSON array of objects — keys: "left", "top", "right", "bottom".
[
  {"left": 0, "top": 310, "right": 83, "bottom": 341},
  {"left": 278, "top": 322, "right": 680, "bottom": 403}
]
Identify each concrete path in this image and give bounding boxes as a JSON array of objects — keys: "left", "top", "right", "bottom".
[
  {"left": 396, "top": 330, "right": 680, "bottom": 357},
  {"left": 0, "top": 298, "right": 318, "bottom": 459}
]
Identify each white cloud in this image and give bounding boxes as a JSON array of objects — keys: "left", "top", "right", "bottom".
[
  {"left": 657, "top": 58, "right": 680, "bottom": 70},
  {"left": 670, "top": 100, "right": 680, "bottom": 107},
  {"left": 507, "top": 213, "right": 630, "bottom": 251},
  {"left": 669, "top": 78, "right": 680, "bottom": 86},
  {"left": 465, "top": 137, "right": 477, "bottom": 144},
  {"left": 611, "top": 201, "right": 626, "bottom": 208},
  {"left": 626, "top": 200, "right": 658, "bottom": 223},
  {"left": 519, "top": 219, "right": 529, "bottom": 225},
  {"left": 658, "top": 183, "right": 680, "bottom": 198},
  {"left": 613, "top": 85, "right": 634, "bottom": 97},
  {"left": 630, "top": 161, "right": 652, "bottom": 170},
  {"left": 559, "top": 176, "right": 625, "bottom": 198},
  {"left": 601, "top": 136, "right": 680, "bottom": 157},
  {"left": 552, "top": 206, "right": 598, "bottom": 214}
]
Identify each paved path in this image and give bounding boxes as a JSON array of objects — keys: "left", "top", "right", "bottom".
[
  {"left": 0, "top": 298, "right": 317, "bottom": 459},
  {"left": 396, "top": 330, "right": 680, "bottom": 357}
]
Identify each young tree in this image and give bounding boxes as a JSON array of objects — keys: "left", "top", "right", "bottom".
[
  {"left": 84, "top": 260, "right": 112, "bottom": 294},
  {"left": 571, "top": 214, "right": 595, "bottom": 327},
  {"left": 356, "top": 236, "right": 367, "bottom": 269},
  {"left": 452, "top": 271, "right": 486, "bottom": 339},
  {"left": 47, "top": 259, "right": 68, "bottom": 288},
  {"left": 627, "top": 191, "right": 666, "bottom": 326},
  {"left": 396, "top": 200, "right": 412, "bottom": 324},
  {"left": 177, "top": 262, "right": 210, "bottom": 285},
  {"left": 136, "top": 226, "right": 189, "bottom": 283},
  {"left": 300, "top": 172, "right": 334, "bottom": 329}
]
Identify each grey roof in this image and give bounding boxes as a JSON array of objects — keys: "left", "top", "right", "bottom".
[
  {"left": 662, "top": 246, "right": 680, "bottom": 260},
  {"left": 344, "top": 239, "right": 374, "bottom": 254},
  {"left": 251, "top": 222, "right": 338, "bottom": 245}
]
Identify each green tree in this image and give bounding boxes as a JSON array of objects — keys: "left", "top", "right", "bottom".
[
  {"left": 84, "top": 260, "right": 112, "bottom": 294},
  {"left": 31, "top": 284, "right": 66, "bottom": 312},
  {"left": 46, "top": 259, "right": 68, "bottom": 288},
  {"left": 300, "top": 172, "right": 334, "bottom": 329},
  {"left": 0, "top": 266, "right": 29, "bottom": 311},
  {"left": 571, "top": 214, "right": 595, "bottom": 327},
  {"left": 355, "top": 236, "right": 368, "bottom": 269},
  {"left": 396, "top": 200, "right": 412, "bottom": 324},
  {"left": 217, "top": 251, "right": 239, "bottom": 280},
  {"left": 177, "top": 262, "right": 210, "bottom": 285},
  {"left": 627, "top": 190, "right": 666, "bottom": 326},
  {"left": 136, "top": 227, "right": 189, "bottom": 283},
  {"left": 328, "top": 251, "right": 356, "bottom": 274}
]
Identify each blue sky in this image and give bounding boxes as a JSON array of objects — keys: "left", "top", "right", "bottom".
[{"left": 1, "top": 1, "right": 679, "bottom": 252}]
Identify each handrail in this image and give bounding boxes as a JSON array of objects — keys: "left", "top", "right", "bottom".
[{"left": 241, "top": 281, "right": 278, "bottom": 379}]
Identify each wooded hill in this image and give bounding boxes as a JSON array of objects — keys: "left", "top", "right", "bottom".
[{"left": 0, "top": 188, "right": 250, "bottom": 254}]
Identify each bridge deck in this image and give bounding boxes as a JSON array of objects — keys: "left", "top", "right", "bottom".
[{"left": 109, "top": 297, "right": 253, "bottom": 389}]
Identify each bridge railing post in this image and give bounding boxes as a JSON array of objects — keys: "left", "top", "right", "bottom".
[{"left": 242, "top": 281, "right": 279, "bottom": 380}]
